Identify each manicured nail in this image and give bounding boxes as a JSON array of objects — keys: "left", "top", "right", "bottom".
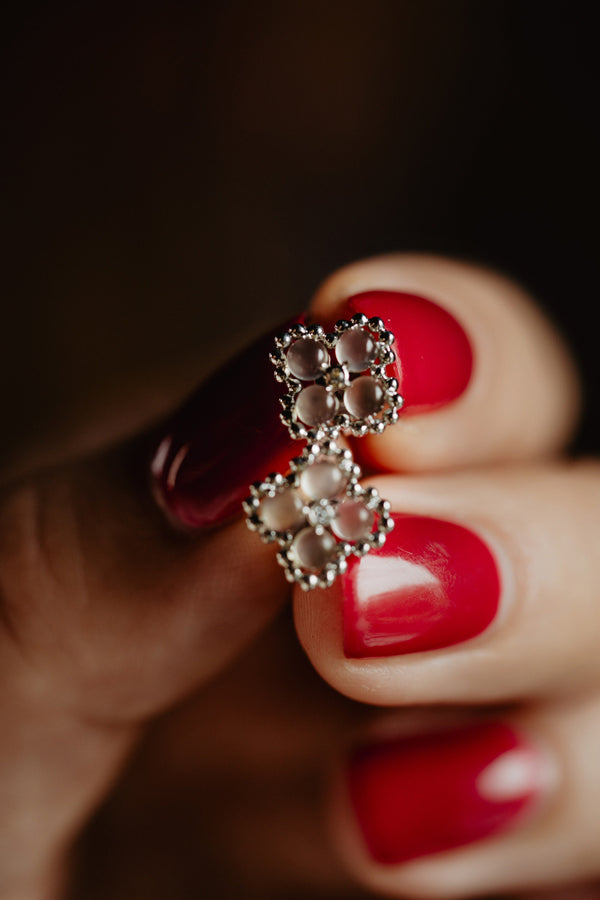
[
  {"left": 151, "top": 320, "right": 301, "bottom": 530},
  {"left": 338, "top": 291, "right": 473, "bottom": 410},
  {"left": 342, "top": 514, "right": 500, "bottom": 657},
  {"left": 152, "top": 291, "right": 472, "bottom": 531},
  {"left": 346, "top": 721, "right": 550, "bottom": 865}
]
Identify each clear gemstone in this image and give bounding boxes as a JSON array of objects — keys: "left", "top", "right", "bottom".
[
  {"left": 300, "top": 460, "right": 346, "bottom": 500},
  {"left": 286, "top": 338, "right": 330, "bottom": 380},
  {"left": 290, "top": 527, "right": 337, "bottom": 571},
  {"left": 306, "top": 500, "right": 336, "bottom": 528},
  {"left": 259, "top": 488, "right": 305, "bottom": 533},
  {"left": 295, "top": 385, "right": 338, "bottom": 426},
  {"left": 335, "top": 327, "right": 377, "bottom": 372},
  {"left": 332, "top": 498, "right": 374, "bottom": 541},
  {"left": 343, "top": 375, "right": 385, "bottom": 418}
]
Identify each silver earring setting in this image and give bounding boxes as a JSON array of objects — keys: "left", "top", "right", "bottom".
[{"left": 244, "top": 314, "right": 402, "bottom": 590}]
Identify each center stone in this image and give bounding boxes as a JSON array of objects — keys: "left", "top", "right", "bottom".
[{"left": 306, "top": 500, "right": 336, "bottom": 528}]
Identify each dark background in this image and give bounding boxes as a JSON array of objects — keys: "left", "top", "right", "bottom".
[{"left": 1, "top": 0, "right": 598, "bottom": 478}]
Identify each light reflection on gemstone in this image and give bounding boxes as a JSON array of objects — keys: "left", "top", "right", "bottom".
[
  {"left": 335, "top": 327, "right": 378, "bottom": 372},
  {"left": 331, "top": 499, "right": 374, "bottom": 541},
  {"left": 259, "top": 488, "right": 305, "bottom": 533},
  {"left": 343, "top": 375, "right": 385, "bottom": 418},
  {"left": 286, "top": 338, "right": 330, "bottom": 380},
  {"left": 295, "top": 385, "right": 338, "bottom": 426},
  {"left": 290, "top": 527, "right": 337, "bottom": 571},
  {"left": 300, "top": 460, "right": 346, "bottom": 500}
]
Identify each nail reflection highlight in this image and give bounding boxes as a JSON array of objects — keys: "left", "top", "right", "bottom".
[{"left": 342, "top": 514, "right": 500, "bottom": 657}]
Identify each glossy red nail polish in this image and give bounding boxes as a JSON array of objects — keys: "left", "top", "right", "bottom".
[
  {"left": 347, "top": 722, "right": 545, "bottom": 865},
  {"left": 339, "top": 291, "right": 473, "bottom": 411},
  {"left": 152, "top": 291, "right": 472, "bottom": 531},
  {"left": 151, "top": 321, "right": 301, "bottom": 530},
  {"left": 342, "top": 514, "right": 500, "bottom": 657}
]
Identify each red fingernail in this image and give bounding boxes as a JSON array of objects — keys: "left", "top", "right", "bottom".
[
  {"left": 347, "top": 722, "right": 547, "bottom": 865},
  {"left": 342, "top": 514, "right": 500, "bottom": 657},
  {"left": 150, "top": 320, "right": 301, "bottom": 530},
  {"left": 339, "top": 291, "right": 473, "bottom": 411},
  {"left": 152, "top": 293, "right": 472, "bottom": 530}
]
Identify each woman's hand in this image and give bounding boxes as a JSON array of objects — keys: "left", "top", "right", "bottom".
[
  {"left": 0, "top": 406, "right": 287, "bottom": 896},
  {"left": 292, "top": 255, "right": 599, "bottom": 897},
  {"left": 146, "top": 253, "right": 599, "bottom": 897},
  {"left": 2, "top": 253, "right": 598, "bottom": 899}
]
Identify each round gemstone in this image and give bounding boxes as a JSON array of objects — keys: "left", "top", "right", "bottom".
[
  {"left": 290, "top": 527, "right": 337, "bottom": 571},
  {"left": 295, "top": 385, "right": 338, "bottom": 426},
  {"left": 343, "top": 375, "right": 385, "bottom": 418},
  {"left": 335, "top": 327, "right": 377, "bottom": 372},
  {"left": 332, "top": 499, "right": 374, "bottom": 541},
  {"left": 286, "top": 338, "right": 330, "bottom": 380},
  {"left": 259, "top": 488, "right": 305, "bottom": 533},
  {"left": 300, "top": 460, "right": 346, "bottom": 500}
]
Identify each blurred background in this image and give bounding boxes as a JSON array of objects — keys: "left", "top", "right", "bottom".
[{"left": 2, "top": 0, "right": 598, "bottom": 471}]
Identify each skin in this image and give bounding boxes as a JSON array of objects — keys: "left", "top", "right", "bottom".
[{"left": 1, "top": 253, "right": 599, "bottom": 898}]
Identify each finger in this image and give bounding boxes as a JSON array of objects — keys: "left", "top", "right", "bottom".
[
  {"left": 294, "top": 461, "right": 600, "bottom": 705},
  {"left": 72, "top": 612, "right": 362, "bottom": 899},
  {"left": 0, "top": 442, "right": 285, "bottom": 723},
  {"left": 151, "top": 253, "right": 579, "bottom": 534},
  {"left": 307, "top": 253, "right": 580, "bottom": 472},
  {"left": 330, "top": 695, "right": 600, "bottom": 897}
]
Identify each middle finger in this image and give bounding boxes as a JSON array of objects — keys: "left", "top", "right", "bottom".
[{"left": 294, "top": 461, "right": 600, "bottom": 705}]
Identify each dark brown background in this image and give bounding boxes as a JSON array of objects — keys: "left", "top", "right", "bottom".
[{"left": 2, "top": 0, "right": 598, "bottom": 479}]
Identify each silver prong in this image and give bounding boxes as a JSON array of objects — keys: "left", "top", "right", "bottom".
[{"left": 369, "top": 316, "right": 385, "bottom": 332}]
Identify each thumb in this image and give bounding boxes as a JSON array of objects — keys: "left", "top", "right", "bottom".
[{"left": 0, "top": 434, "right": 284, "bottom": 725}]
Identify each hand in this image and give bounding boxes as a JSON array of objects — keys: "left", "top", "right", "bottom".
[
  {"left": 2, "top": 253, "right": 597, "bottom": 899},
  {"left": 291, "top": 255, "right": 598, "bottom": 897},
  {"left": 0, "top": 398, "right": 286, "bottom": 896},
  {"left": 130, "top": 253, "right": 598, "bottom": 897}
]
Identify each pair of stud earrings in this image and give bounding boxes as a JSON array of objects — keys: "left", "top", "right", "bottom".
[{"left": 244, "top": 314, "right": 403, "bottom": 590}]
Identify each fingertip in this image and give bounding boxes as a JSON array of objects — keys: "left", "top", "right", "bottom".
[{"left": 306, "top": 253, "right": 580, "bottom": 472}]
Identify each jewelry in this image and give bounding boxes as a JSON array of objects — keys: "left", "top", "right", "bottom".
[{"left": 244, "top": 314, "right": 402, "bottom": 590}]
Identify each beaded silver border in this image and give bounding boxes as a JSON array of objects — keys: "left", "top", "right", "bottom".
[
  {"left": 269, "top": 314, "right": 404, "bottom": 441},
  {"left": 243, "top": 440, "right": 394, "bottom": 591}
]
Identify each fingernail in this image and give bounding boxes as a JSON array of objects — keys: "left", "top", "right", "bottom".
[
  {"left": 150, "top": 319, "right": 301, "bottom": 530},
  {"left": 338, "top": 291, "right": 473, "bottom": 410},
  {"left": 346, "top": 721, "right": 550, "bottom": 865},
  {"left": 152, "top": 291, "right": 473, "bottom": 530},
  {"left": 342, "top": 514, "right": 500, "bottom": 657}
]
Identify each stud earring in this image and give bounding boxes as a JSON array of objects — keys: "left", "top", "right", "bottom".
[{"left": 244, "top": 314, "right": 402, "bottom": 590}]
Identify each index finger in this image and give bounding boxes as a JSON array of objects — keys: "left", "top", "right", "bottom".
[
  {"left": 152, "top": 254, "right": 580, "bottom": 534},
  {"left": 308, "top": 253, "right": 580, "bottom": 473}
]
